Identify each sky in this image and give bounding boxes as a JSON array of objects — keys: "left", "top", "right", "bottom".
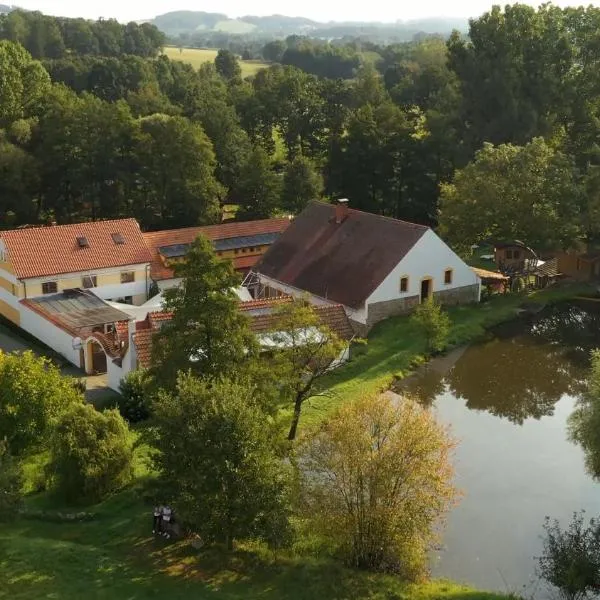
[{"left": 9, "top": 0, "right": 600, "bottom": 23}]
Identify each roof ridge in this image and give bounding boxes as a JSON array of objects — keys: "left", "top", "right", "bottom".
[
  {"left": 309, "top": 200, "right": 430, "bottom": 230},
  {"left": 1, "top": 217, "right": 139, "bottom": 236}
]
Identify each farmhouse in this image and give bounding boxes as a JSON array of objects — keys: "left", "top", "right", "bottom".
[
  {"left": 0, "top": 216, "right": 290, "bottom": 390},
  {"left": 143, "top": 218, "right": 290, "bottom": 290},
  {"left": 252, "top": 200, "right": 481, "bottom": 334}
]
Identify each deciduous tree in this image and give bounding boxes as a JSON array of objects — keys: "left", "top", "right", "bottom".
[
  {"left": 152, "top": 235, "right": 257, "bottom": 387},
  {"left": 151, "top": 375, "right": 291, "bottom": 549},
  {"left": 299, "top": 394, "right": 456, "bottom": 578},
  {"left": 538, "top": 511, "right": 600, "bottom": 600},
  {"left": 281, "top": 155, "right": 323, "bottom": 214},
  {"left": 266, "top": 300, "right": 348, "bottom": 441},
  {"left": 0, "top": 351, "right": 83, "bottom": 456},
  {"left": 439, "top": 137, "right": 582, "bottom": 255}
]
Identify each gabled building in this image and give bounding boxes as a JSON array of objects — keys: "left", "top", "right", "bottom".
[
  {"left": 0, "top": 218, "right": 152, "bottom": 327},
  {"left": 253, "top": 200, "right": 480, "bottom": 334},
  {"left": 143, "top": 218, "right": 291, "bottom": 290}
]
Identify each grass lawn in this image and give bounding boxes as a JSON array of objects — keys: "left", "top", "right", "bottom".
[
  {"left": 162, "top": 46, "right": 269, "bottom": 77},
  {"left": 0, "top": 486, "right": 512, "bottom": 600},
  {"left": 302, "top": 282, "right": 594, "bottom": 425}
]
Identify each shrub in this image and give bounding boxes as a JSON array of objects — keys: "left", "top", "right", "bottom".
[
  {"left": 117, "top": 370, "right": 152, "bottom": 423},
  {"left": 298, "top": 394, "right": 457, "bottom": 580},
  {"left": 538, "top": 512, "right": 600, "bottom": 600},
  {"left": 0, "top": 440, "right": 23, "bottom": 518},
  {"left": 0, "top": 351, "right": 83, "bottom": 455},
  {"left": 48, "top": 405, "right": 133, "bottom": 504},
  {"left": 410, "top": 299, "right": 451, "bottom": 353}
]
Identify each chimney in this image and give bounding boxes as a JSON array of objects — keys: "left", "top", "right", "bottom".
[{"left": 335, "top": 198, "right": 349, "bottom": 224}]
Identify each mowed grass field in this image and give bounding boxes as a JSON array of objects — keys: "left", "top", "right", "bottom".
[{"left": 163, "top": 46, "right": 269, "bottom": 77}]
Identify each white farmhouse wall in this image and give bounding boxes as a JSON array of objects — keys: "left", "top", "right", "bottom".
[
  {"left": 157, "top": 278, "right": 182, "bottom": 291},
  {"left": 367, "top": 229, "right": 480, "bottom": 307},
  {"left": 0, "top": 272, "right": 22, "bottom": 312},
  {"left": 92, "top": 281, "right": 147, "bottom": 302},
  {"left": 107, "top": 322, "right": 139, "bottom": 392},
  {"left": 20, "top": 305, "right": 81, "bottom": 367}
]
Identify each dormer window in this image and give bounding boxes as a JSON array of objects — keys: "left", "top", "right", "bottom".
[
  {"left": 77, "top": 236, "right": 89, "bottom": 248},
  {"left": 112, "top": 232, "right": 125, "bottom": 245}
]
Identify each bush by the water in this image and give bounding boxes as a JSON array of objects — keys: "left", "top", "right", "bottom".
[
  {"left": 0, "top": 440, "right": 23, "bottom": 517},
  {"left": 299, "top": 394, "right": 457, "bottom": 580},
  {"left": 538, "top": 511, "right": 600, "bottom": 600},
  {"left": 410, "top": 299, "right": 451, "bottom": 353},
  {"left": 117, "top": 370, "right": 152, "bottom": 423},
  {"left": 48, "top": 405, "right": 133, "bottom": 504}
]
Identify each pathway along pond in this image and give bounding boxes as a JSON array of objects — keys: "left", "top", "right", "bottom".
[{"left": 399, "top": 300, "right": 600, "bottom": 596}]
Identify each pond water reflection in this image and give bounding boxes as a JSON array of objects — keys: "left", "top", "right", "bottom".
[{"left": 400, "top": 302, "right": 600, "bottom": 595}]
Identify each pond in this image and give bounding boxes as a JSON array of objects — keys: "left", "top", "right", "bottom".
[{"left": 400, "top": 301, "right": 600, "bottom": 596}]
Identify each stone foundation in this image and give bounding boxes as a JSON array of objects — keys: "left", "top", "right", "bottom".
[
  {"left": 433, "top": 283, "right": 480, "bottom": 306},
  {"left": 366, "top": 295, "right": 420, "bottom": 329},
  {"left": 349, "top": 319, "right": 370, "bottom": 337}
]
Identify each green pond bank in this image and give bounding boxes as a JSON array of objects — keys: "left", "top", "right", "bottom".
[{"left": 304, "top": 282, "right": 594, "bottom": 425}]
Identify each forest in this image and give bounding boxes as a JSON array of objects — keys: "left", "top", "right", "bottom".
[{"left": 1, "top": 4, "right": 600, "bottom": 253}]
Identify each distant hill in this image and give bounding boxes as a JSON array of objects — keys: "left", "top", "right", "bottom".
[{"left": 148, "top": 10, "right": 468, "bottom": 40}]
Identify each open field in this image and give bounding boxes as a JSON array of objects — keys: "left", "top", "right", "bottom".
[{"left": 162, "top": 46, "right": 269, "bottom": 77}]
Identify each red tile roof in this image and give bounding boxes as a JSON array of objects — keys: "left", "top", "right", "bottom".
[
  {"left": 249, "top": 303, "right": 354, "bottom": 340},
  {"left": 257, "top": 202, "right": 429, "bottom": 309},
  {"left": 143, "top": 218, "right": 291, "bottom": 281},
  {"left": 239, "top": 297, "right": 293, "bottom": 311},
  {"left": 133, "top": 328, "right": 154, "bottom": 369},
  {"left": 2, "top": 219, "right": 152, "bottom": 280},
  {"left": 133, "top": 300, "right": 353, "bottom": 368}
]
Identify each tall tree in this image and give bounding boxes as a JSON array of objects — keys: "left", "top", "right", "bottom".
[
  {"left": 327, "top": 101, "right": 432, "bottom": 222},
  {"left": 151, "top": 375, "right": 290, "bottom": 549},
  {"left": 438, "top": 137, "right": 582, "bottom": 255},
  {"left": 152, "top": 235, "right": 257, "bottom": 387},
  {"left": 215, "top": 49, "right": 241, "bottom": 83},
  {"left": 135, "top": 114, "right": 223, "bottom": 228},
  {"left": 281, "top": 154, "right": 323, "bottom": 214},
  {"left": 235, "top": 147, "right": 282, "bottom": 220},
  {"left": 0, "top": 40, "right": 50, "bottom": 125},
  {"left": 35, "top": 88, "right": 137, "bottom": 222}
]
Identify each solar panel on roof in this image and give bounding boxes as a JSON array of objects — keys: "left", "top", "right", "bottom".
[{"left": 158, "top": 243, "right": 192, "bottom": 259}]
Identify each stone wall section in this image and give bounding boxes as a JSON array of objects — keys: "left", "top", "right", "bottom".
[
  {"left": 433, "top": 283, "right": 480, "bottom": 306},
  {"left": 366, "top": 295, "right": 420, "bottom": 329}
]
